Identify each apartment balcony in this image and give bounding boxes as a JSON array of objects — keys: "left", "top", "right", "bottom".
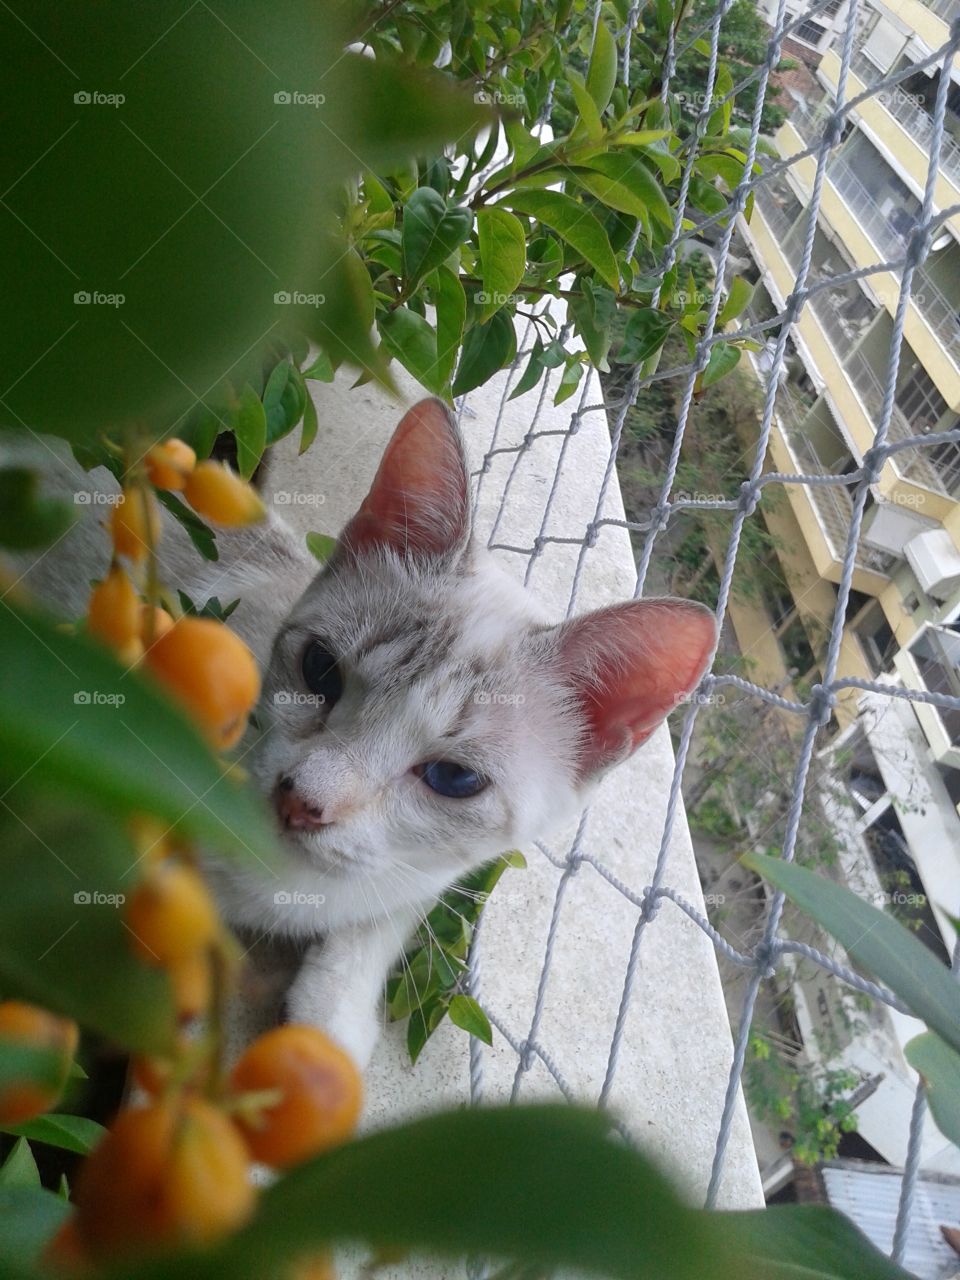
[
  {"left": 772, "top": 385, "right": 898, "bottom": 584},
  {"left": 895, "top": 623, "right": 960, "bottom": 769},
  {"left": 744, "top": 191, "right": 957, "bottom": 517},
  {"left": 843, "top": 349, "right": 951, "bottom": 494},
  {"left": 773, "top": 114, "right": 960, "bottom": 408},
  {"left": 819, "top": 48, "right": 960, "bottom": 242}
]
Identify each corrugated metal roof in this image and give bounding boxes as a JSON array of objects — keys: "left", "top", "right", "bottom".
[{"left": 822, "top": 1163, "right": 960, "bottom": 1280}]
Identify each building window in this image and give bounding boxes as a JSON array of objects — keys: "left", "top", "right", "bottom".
[
  {"left": 897, "top": 363, "right": 948, "bottom": 432},
  {"left": 853, "top": 601, "right": 896, "bottom": 676},
  {"left": 928, "top": 434, "right": 960, "bottom": 496},
  {"left": 822, "top": 0, "right": 844, "bottom": 15},
  {"left": 795, "top": 18, "right": 827, "bottom": 45}
]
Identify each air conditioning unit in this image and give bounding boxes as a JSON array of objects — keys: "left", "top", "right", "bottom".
[
  {"left": 862, "top": 503, "right": 934, "bottom": 556},
  {"left": 905, "top": 528, "right": 960, "bottom": 600}
]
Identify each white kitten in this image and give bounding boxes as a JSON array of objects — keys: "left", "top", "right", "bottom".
[{"left": 11, "top": 398, "right": 717, "bottom": 1067}]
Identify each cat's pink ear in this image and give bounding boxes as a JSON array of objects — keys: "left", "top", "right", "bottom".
[
  {"left": 555, "top": 599, "right": 717, "bottom": 778},
  {"left": 339, "top": 398, "right": 469, "bottom": 562}
]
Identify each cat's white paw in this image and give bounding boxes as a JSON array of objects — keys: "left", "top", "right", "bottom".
[{"left": 283, "top": 971, "right": 380, "bottom": 1069}]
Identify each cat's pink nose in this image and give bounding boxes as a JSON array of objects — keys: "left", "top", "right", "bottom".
[{"left": 275, "top": 776, "right": 326, "bottom": 831}]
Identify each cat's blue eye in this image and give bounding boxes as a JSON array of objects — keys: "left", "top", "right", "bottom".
[
  {"left": 417, "top": 760, "right": 487, "bottom": 799},
  {"left": 301, "top": 640, "right": 343, "bottom": 708}
]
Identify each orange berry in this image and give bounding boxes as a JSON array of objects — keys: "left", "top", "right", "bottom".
[
  {"left": 87, "top": 565, "right": 140, "bottom": 652},
  {"left": 125, "top": 862, "right": 219, "bottom": 966},
  {"left": 230, "top": 1025, "right": 362, "bottom": 1169},
  {"left": 183, "top": 462, "right": 265, "bottom": 527},
  {"left": 145, "top": 440, "right": 196, "bottom": 491},
  {"left": 74, "top": 1098, "right": 254, "bottom": 1262},
  {"left": 169, "top": 951, "right": 212, "bottom": 1021},
  {"left": 111, "top": 487, "right": 160, "bottom": 562},
  {"left": 139, "top": 604, "right": 175, "bottom": 648},
  {"left": 144, "top": 617, "right": 260, "bottom": 750},
  {"left": 0, "top": 1001, "right": 79, "bottom": 1125}
]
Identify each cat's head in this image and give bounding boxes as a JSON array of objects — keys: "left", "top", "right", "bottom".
[{"left": 251, "top": 398, "right": 716, "bottom": 907}]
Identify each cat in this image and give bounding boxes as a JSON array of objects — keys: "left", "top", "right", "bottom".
[{"left": 11, "top": 397, "right": 717, "bottom": 1067}]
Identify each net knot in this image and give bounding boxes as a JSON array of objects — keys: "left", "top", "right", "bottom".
[
  {"left": 808, "top": 682, "right": 835, "bottom": 726},
  {"left": 753, "top": 941, "right": 777, "bottom": 978},
  {"left": 782, "top": 290, "right": 805, "bottom": 325},
  {"left": 518, "top": 1040, "right": 535, "bottom": 1072},
  {"left": 824, "top": 110, "right": 845, "bottom": 150},
  {"left": 860, "top": 445, "right": 886, "bottom": 488},
  {"left": 640, "top": 886, "right": 661, "bottom": 923},
  {"left": 738, "top": 479, "right": 762, "bottom": 516}
]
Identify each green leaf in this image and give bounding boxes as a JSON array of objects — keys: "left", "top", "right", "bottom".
[
  {"left": 379, "top": 307, "right": 444, "bottom": 396},
  {"left": 452, "top": 310, "right": 517, "bottom": 398},
  {"left": 566, "top": 69, "right": 604, "bottom": 142},
  {"left": 615, "top": 308, "right": 673, "bottom": 364},
  {"left": 0, "top": 1186, "right": 71, "bottom": 1268},
  {"left": 306, "top": 532, "right": 337, "bottom": 564},
  {"left": 699, "top": 341, "right": 741, "bottom": 389},
  {"left": 307, "top": 241, "right": 390, "bottom": 389},
  {"left": 711, "top": 1204, "right": 914, "bottom": 1280},
  {"left": 743, "top": 853, "right": 960, "bottom": 1056},
  {"left": 905, "top": 1032, "right": 960, "bottom": 1147},
  {"left": 433, "top": 266, "right": 466, "bottom": 392},
  {"left": 554, "top": 361, "right": 584, "bottom": 405},
  {"left": 156, "top": 491, "right": 218, "bottom": 563},
  {"left": 477, "top": 209, "right": 527, "bottom": 321},
  {"left": 0, "top": 470, "right": 73, "bottom": 552},
  {"left": 586, "top": 19, "right": 618, "bottom": 113},
  {"left": 2, "top": 1114, "right": 106, "bottom": 1157},
  {"left": 262, "top": 361, "right": 305, "bottom": 447},
  {"left": 508, "top": 339, "right": 547, "bottom": 401},
  {"left": 120, "top": 1106, "right": 913, "bottom": 1280},
  {"left": 0, "top": 599, "right": 276, "bottom": 868},
  {"left": 0, "top": 1139, "right": 40, "bottom": 1190},
  {"left": 577, "top": 154, "right": 674, "bottom": 231},
  {"left": 716, "top": 277, "right": 755, "bottom": 328},
  {"left": 0, "top": 796, "right": 177, "bottom": 1054},
  {"left": 298, "top": 386, "right": 318, "bottom": 456},
  {"left": 234, "top": 383, "right": 267, "bottom": 482},
  {"left": 302, "top": 351, "right": 335, "bottom": 383},
  {"left": 448, "top": 994, "right": 493, "bottom": 1045},
  {"left": 401, "top": 189, "right": 472, "bottom": 290},
  {"left": 1, "top": 5, "right": 484, "bottom": 442},
  {"left": 503, "top": 191, "right": 620, "bottom": 291}
]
